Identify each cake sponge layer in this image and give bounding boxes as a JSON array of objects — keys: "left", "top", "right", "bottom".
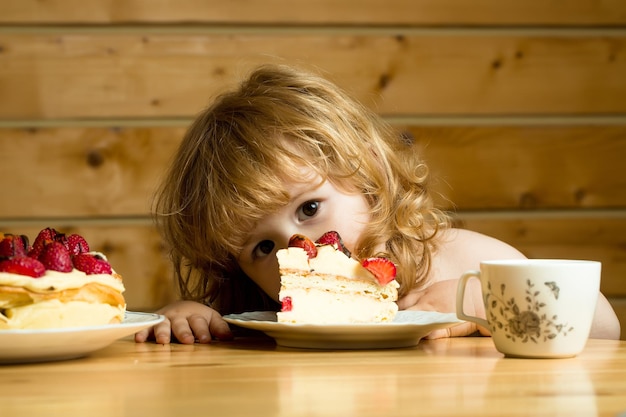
[
  {"left": 277, "top": 271, "right": 398, "bottom": 324},
  {"left": 0, "top": 299, "right": 125, "bottom": 329}
]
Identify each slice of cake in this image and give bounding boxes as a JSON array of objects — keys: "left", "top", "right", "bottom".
[
  {"left": 276, "top": 231, "right": 399, "bottom": 324},
  {"left": 0, "top": 228, "right": 126, "bottom": 329}
]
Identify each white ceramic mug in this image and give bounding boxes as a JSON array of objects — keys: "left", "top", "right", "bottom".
[{"left": 456, "top": 259, "right": 601, "bottom": 358}]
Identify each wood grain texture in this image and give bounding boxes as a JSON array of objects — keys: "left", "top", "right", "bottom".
[
  {"left": 0, "top": 126, "right": 184, "bottom": 217},
  {"left": 409, "top": 125, "right": 626, "bottom": 210},
  {"left": 0, "top": 0, "right": 625, "bottom": 25},
  {"left": 2, "top": 338, "right": 626, "bottom": 416},
  {"left": 1, "top": 32, "right": 625, "bottom": 118},
  {"left": 1, "top": 125, "right": 624, "bottom": 217}
]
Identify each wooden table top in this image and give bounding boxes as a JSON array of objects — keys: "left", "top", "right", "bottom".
[{"left": 1, "top": 336, "right": 626, "bottom": 417}]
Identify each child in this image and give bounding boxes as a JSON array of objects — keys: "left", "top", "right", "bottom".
[{"left": 135, "top": 64, "right": 620, "bottom": 344}]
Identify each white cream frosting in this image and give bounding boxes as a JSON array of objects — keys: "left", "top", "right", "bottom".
[
  {"left": 277, "top": 245, "right": 398, "bottom": 287},
  {"left": 0, "top": 269, "right": 124, "bottom": 293}
]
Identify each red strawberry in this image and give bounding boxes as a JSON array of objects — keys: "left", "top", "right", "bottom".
[
  {"left": 33, "top": 227, "right": 60, "bottom": 245},
  {"left": 281, "top": 296, "right": 293, "bottom": 312},
  {"left": 27, "top": 244, "right": 46, "bottom": 260},
  {"left": 54, "top": 232, "right": 68, "bottom": 249},
  {"left": 67, "top": 234, "right": 90, "bottom": 256},
  {"left": 0, "top": 256, "right": 46, "bottom": 278},
  {"left": 38, "top": 241, "right": 73, "bottom": 272},
  {"left": 361, "top": 258, "right": 397, "bottom": 285},
  {"left": 73, "top": 253, "right": 112, "bottom": 275},
  {"left": 28, "top": 227, "right": 60, "bottom": 259},
  {"left": 288, "top": 234, "right": 317, "bottom": 258},
  {"left": 316, "top": 231, "right": 351, "bottom": 257},
  {"left": 0, "top": 234, "right": 29, "bottom": 259}
]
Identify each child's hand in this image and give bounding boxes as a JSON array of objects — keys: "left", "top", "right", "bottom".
[
  {"left": 397, "top": 279, "right": 490, "bottom": 339},
  {"left": 134, "top": 300, "right": 233, "bottom": 344}
]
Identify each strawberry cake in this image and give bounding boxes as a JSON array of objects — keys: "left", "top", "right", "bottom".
[
  {"left": 276, "top": 231, "right": 399, "bottom": 324},
  {"left": 0, "top": 228, "right": 126, "bottom": 329}
]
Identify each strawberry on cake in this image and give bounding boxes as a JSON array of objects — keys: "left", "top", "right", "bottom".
[
  {"left": 0, "top": 228, "right": 126, "bottom": 329},
  {"left": 276, "top": 231, "right": 399, "bottom": 324}
]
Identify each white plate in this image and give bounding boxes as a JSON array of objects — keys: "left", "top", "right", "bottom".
[
  {"left": 223, "top": 310, "right": 463, "bottom": 349},
  {"left": 0, "top": 311, "right": 164, "bottom": 364}
]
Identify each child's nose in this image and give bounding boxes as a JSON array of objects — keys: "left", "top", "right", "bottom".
[
  {"left": 277, "top": 228, "right": 329, "bottom": 252},
  {"left": 272, "top": 228, "right": 302, "bottom": 251}
]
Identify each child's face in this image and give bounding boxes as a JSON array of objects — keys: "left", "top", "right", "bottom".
[{"left": 236, "top": 172, "right": 371, "bottom": 301}]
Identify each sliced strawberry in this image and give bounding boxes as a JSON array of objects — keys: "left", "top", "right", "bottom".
[
  {"left": 67, "top": 234, "right": 90, "bottom": 256},
  {"left": 0, "top": 256, "right": 46, "bottom": 278},
  {"left": 281, "top": 296, "right": 293, "bottom": 312},
  {"left": 288, "top": 234, "right": 317, "bottom": 258},
  {"left": 315, "top": 231, "right": 351, "bottom": 257},
  {"left": 73, "top": 253, "right": 112, "bottom": 275},
  {"left": 39, "top": 241, "right": 73, "bottom": 273},
  {"left": 0, "top": 234, "right": 29, "bottom": 259},
  {"left": 361, "top": 258, "right": 397, "bottom": 285}
]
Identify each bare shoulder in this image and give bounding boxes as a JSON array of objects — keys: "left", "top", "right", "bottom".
[
  {"left": 439, "top": 228, "right": 526, "bottom": 260},
  {"left": 428, "top": 228, "right": 526, "bottom": 283}
]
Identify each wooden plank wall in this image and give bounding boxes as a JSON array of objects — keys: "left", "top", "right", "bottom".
[{"left": 0, "top": 0, "right": 625, "bottom": 338}]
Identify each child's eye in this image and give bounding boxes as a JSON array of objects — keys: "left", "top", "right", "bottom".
[
  {"left": 299, "top": 200, "right": 319, "bottom": 219},
  {"left": 253, "top": 240, "right": 275, "bottom": 258}
]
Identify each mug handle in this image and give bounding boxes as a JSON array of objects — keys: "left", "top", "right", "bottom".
[{"left": 456, "top": 270, "right": 490, "bottom": 329}]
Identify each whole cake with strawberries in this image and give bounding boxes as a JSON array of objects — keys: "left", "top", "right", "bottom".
[
  {"left": 0, "top": 227, "right": 126, "bottom": 329},
  {"left": 276, "top": 231, "right": 399, "bottom": 324}
]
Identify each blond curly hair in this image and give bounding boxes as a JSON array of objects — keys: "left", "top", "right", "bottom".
[{"left": 154, "top": 64, "right": 450, "bottom": 314}]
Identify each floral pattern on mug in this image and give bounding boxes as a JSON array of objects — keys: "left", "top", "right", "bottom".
[{"left": 485, "top": 279, "right": 574, "bottom": 343}]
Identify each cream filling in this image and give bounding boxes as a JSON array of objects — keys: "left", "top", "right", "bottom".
[
  {"left": 0, "top": 299, "right": 125, "bottom": 329},
  {"left": 279, "top": 273, "right": 398, "bottom": 300},
  {"left": 0, "top": 269, "right": 124, "bottom": 293}
]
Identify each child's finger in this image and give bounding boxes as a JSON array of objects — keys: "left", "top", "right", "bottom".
[
  {"left": 134, "top": 327, "right": 152, "bottom": 343},
  {"left": 187, "top": 314, "right": 212, "bottom": 343},
  {"left": 210, "top": 318, "right": 234, "bottom": 340},
  {"left": 168, "top": 317, "right": 195, "bottom": 344}
]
